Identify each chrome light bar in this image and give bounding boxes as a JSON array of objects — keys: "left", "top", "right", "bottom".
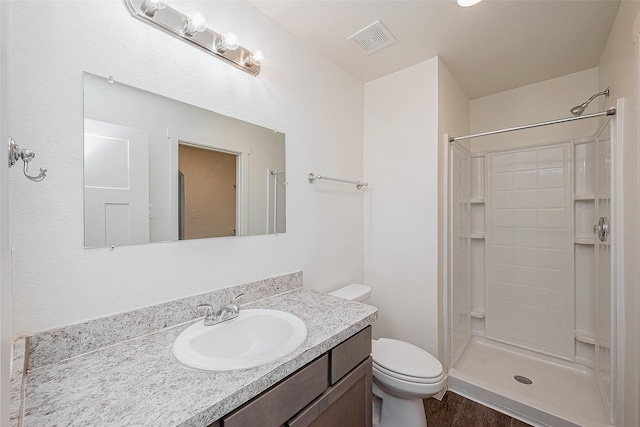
[{"left": 124, "top": 0, "right": 262, "bottom": 76}]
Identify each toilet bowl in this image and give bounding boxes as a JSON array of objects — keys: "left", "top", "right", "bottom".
[
  {"left": 372, "top": 338, "right": 446, "bottom": 427},
  {"left": 329, "top": 284, "right": 446, "bottom": 427}
]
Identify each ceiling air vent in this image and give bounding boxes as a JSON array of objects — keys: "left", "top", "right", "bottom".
[{"left": 348, "top": 20, "right": 396, "bottom": 55}]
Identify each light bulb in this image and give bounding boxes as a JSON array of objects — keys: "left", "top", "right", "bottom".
[
  {"left": 153, "top": 0, "right": 168, "bottom": 10},
  {"left": 183, "top": 11, "right": 207, "bottom": 36},
  {"left": 216, "top": 31, "right": 240, "bottom": 52},
  {"left": 223, "top": 31, "right": 240, "bottom": 50},
  {"left": 252, "top": 51, "right": 264, "bottom": 65},
  {"left": 141, "top": 0, "right": 168, "bottom": 17},
  {"left": 244, "top": 50, "right": 264, "bottom": 67},
  {"left": 456, "top": 0, "right": 482, "bottom": 7}
]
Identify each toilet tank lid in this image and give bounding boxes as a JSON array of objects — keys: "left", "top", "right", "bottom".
[{"left": 328, "top": 283, "right": 371, "bottom": 302}]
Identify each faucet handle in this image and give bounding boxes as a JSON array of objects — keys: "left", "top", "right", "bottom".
[
  {"left": 197, "top": 303, "right": 214, "bottom": 316},
  {"left": 224, "top": 293, "right": 244, "bottom": 316},
  {"left": 198, "top": 304, "right": 220, "bottom": 326},
  {"left": 229, "top": 293, "right": 244, "bottom": 305}
]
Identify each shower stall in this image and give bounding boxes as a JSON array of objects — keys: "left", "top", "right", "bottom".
[{"left": 445, "top": 104, "right": 621, "bottom": 427}]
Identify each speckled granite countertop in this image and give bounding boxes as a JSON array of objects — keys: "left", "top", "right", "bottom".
[{"left": 19, "top": 288, "right": 377, "bottom": 427}]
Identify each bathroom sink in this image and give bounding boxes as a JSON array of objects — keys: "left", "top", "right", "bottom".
[{"left": 173, "top": 309, "right": 307, "bottom": 371}]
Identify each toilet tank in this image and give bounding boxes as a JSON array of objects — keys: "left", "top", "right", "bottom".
[{"left": 328, "top": 283, "right": 372, "bottom": 304}]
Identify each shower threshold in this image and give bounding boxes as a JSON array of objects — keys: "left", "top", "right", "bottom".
[{"left": 448, "top": 337, "right": 611, "bottom": 427}]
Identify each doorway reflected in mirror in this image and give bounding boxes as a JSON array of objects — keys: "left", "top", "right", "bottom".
[{"left": 178, "top": 144, "right": 237, "bottom": 239}]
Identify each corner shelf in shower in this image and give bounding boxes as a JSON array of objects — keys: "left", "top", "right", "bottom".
[
  {"left": 469, "top": 154, "right": 486, "bottom": 336},
  {"left": 574, "top": 330, "right": 596, "bottom": 345},
  {"left": 572, "top": 137, "right": 601, "bottom": 372},
  {"left": 469, "top": 153, "right": 486, "bottom": 336},
  {"left": 574, "top": 237, "right": 611, "bottom": 246},
  {"left": 470, "top": 309, "right": 485, "bottom": 319},
  {"left": 574, "top": 237, "right": 595, "bottom": 245}
]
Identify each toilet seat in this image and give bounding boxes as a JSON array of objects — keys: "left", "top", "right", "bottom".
[
  {"left": 372, "top": 363, "right": 447, "bottom": 400},
  {"left": 373, "top": 361, "right": 445, "bottom": 384},
  {"left": 372, "top": 338, "right": 443, "bottom": 383}
]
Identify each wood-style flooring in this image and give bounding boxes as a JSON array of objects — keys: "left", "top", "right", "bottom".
[{"left": 423, "top": 392, "right": 533, "bottom": 427}]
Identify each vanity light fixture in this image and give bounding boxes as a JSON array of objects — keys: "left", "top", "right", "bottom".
[{"left": 124, "top": 0, "right": 263, "bottom": 75}]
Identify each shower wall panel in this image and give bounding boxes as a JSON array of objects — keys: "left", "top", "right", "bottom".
[
  {"left": 450, "top": 143, "right": 471, "bottom": 364},
  {"left": 485, "top": 144, "right": 574, "bottom": 360}
]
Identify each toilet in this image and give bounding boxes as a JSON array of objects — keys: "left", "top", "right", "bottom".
[{"left": 329, "top": 284, "right": 446, "bottom": 427}]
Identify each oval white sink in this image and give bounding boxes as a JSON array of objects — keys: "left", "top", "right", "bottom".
[{"left": 173, "top": 309, "right": 307, "bottom": 371}]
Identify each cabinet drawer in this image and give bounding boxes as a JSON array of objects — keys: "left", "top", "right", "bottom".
[
  {"left": 223, "top": 355, "right": 329, "bottom": 427},
  {"left": 287, "top": 357, "right": 372, "bottom": 427},
  {"left": 329, "top": 326, "right": 371, "bottom": 384}
]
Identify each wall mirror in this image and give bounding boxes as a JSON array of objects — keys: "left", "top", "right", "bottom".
[{"left": 83, "top": 72, "right": 286, "bottom": 248}]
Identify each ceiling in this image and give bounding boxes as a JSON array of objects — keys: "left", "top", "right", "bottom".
[{"left": 251, "top": 0, "right": 621, "bottom": 99}]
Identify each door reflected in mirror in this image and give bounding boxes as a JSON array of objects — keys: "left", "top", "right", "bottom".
[
  {"left": 83, "top": 72, "right": 285, "bottom": 248},
  {"left": 178, "top": 144, "right": 238, "bottom": 240}
]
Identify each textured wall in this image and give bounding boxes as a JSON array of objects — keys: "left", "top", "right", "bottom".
[
  {"left": 1, "top": 2, "right": 12, "bottom": 424},
  {"left": 363, "top": 58, "right": 440, "bottom": 355},
  {"left": 9, "top": 1, "right": 364, "bottom": 335}
]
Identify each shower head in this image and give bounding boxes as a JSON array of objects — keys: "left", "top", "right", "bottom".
[{"left": 570, "top": 87, "right": 609, "bottom": 116}]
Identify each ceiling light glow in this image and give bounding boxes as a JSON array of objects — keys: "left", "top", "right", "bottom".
[{"left": 457, "top": 0, "right": 482, "bottom": 7}]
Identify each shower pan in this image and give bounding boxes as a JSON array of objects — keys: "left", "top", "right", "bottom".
[{"left": 445, "top": 108, "right": 621, "bottom": 427}]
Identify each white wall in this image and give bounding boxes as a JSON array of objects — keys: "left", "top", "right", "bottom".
[
  {"left": 438, "top": 59, "right": 471, "bottom": 150},
  {"left": 0, "top": 2, "right": 11, "bottom": 424},
  {"left": 9, "top": 1, "right": 364, "bottom": 335},
  {"left": 363, "top": 58, "right": 439, "bottom": 355},
  {"left": 470, "top": 68, "right": 599, "bottom": 152},
  {"left": 598, "top": 2, "right": 640, "bottom": 425},
  {"left": 437, "top": 58, "right": 470, "bottom": 360}
]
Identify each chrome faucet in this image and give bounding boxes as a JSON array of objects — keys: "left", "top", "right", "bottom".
[{"left": 197, "top": 293, "right": 244, "bottom": 326}]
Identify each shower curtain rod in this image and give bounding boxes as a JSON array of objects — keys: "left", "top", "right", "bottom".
[{"left": 449, "top": 108, "right": 616, "bottom": 142}]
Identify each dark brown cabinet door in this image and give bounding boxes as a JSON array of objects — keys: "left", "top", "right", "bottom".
[
  {"left": 330, "top": 327, "right": 372, "bottom": 385},
  {"left": 223, "top": 355, "right": 329, "bottom": 427},
  {"left": 287, "top": 358, "right": 372, "bottom": 427}
]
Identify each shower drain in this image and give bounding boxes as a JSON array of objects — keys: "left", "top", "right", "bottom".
[{"left": 514, "top": 375, "right": 533, "bottom": 385}]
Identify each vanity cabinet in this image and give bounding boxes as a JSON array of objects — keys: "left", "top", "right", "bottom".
[
  {"left": 287, "top": 357, "right": 371, "bottom": 427},
  {"left": 212, "top": 326, "right": 372, "bottom": 427}
]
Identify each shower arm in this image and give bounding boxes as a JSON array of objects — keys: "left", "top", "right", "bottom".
[{"left": 585, "top": 88, "right": 610, "bottom": 105}]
